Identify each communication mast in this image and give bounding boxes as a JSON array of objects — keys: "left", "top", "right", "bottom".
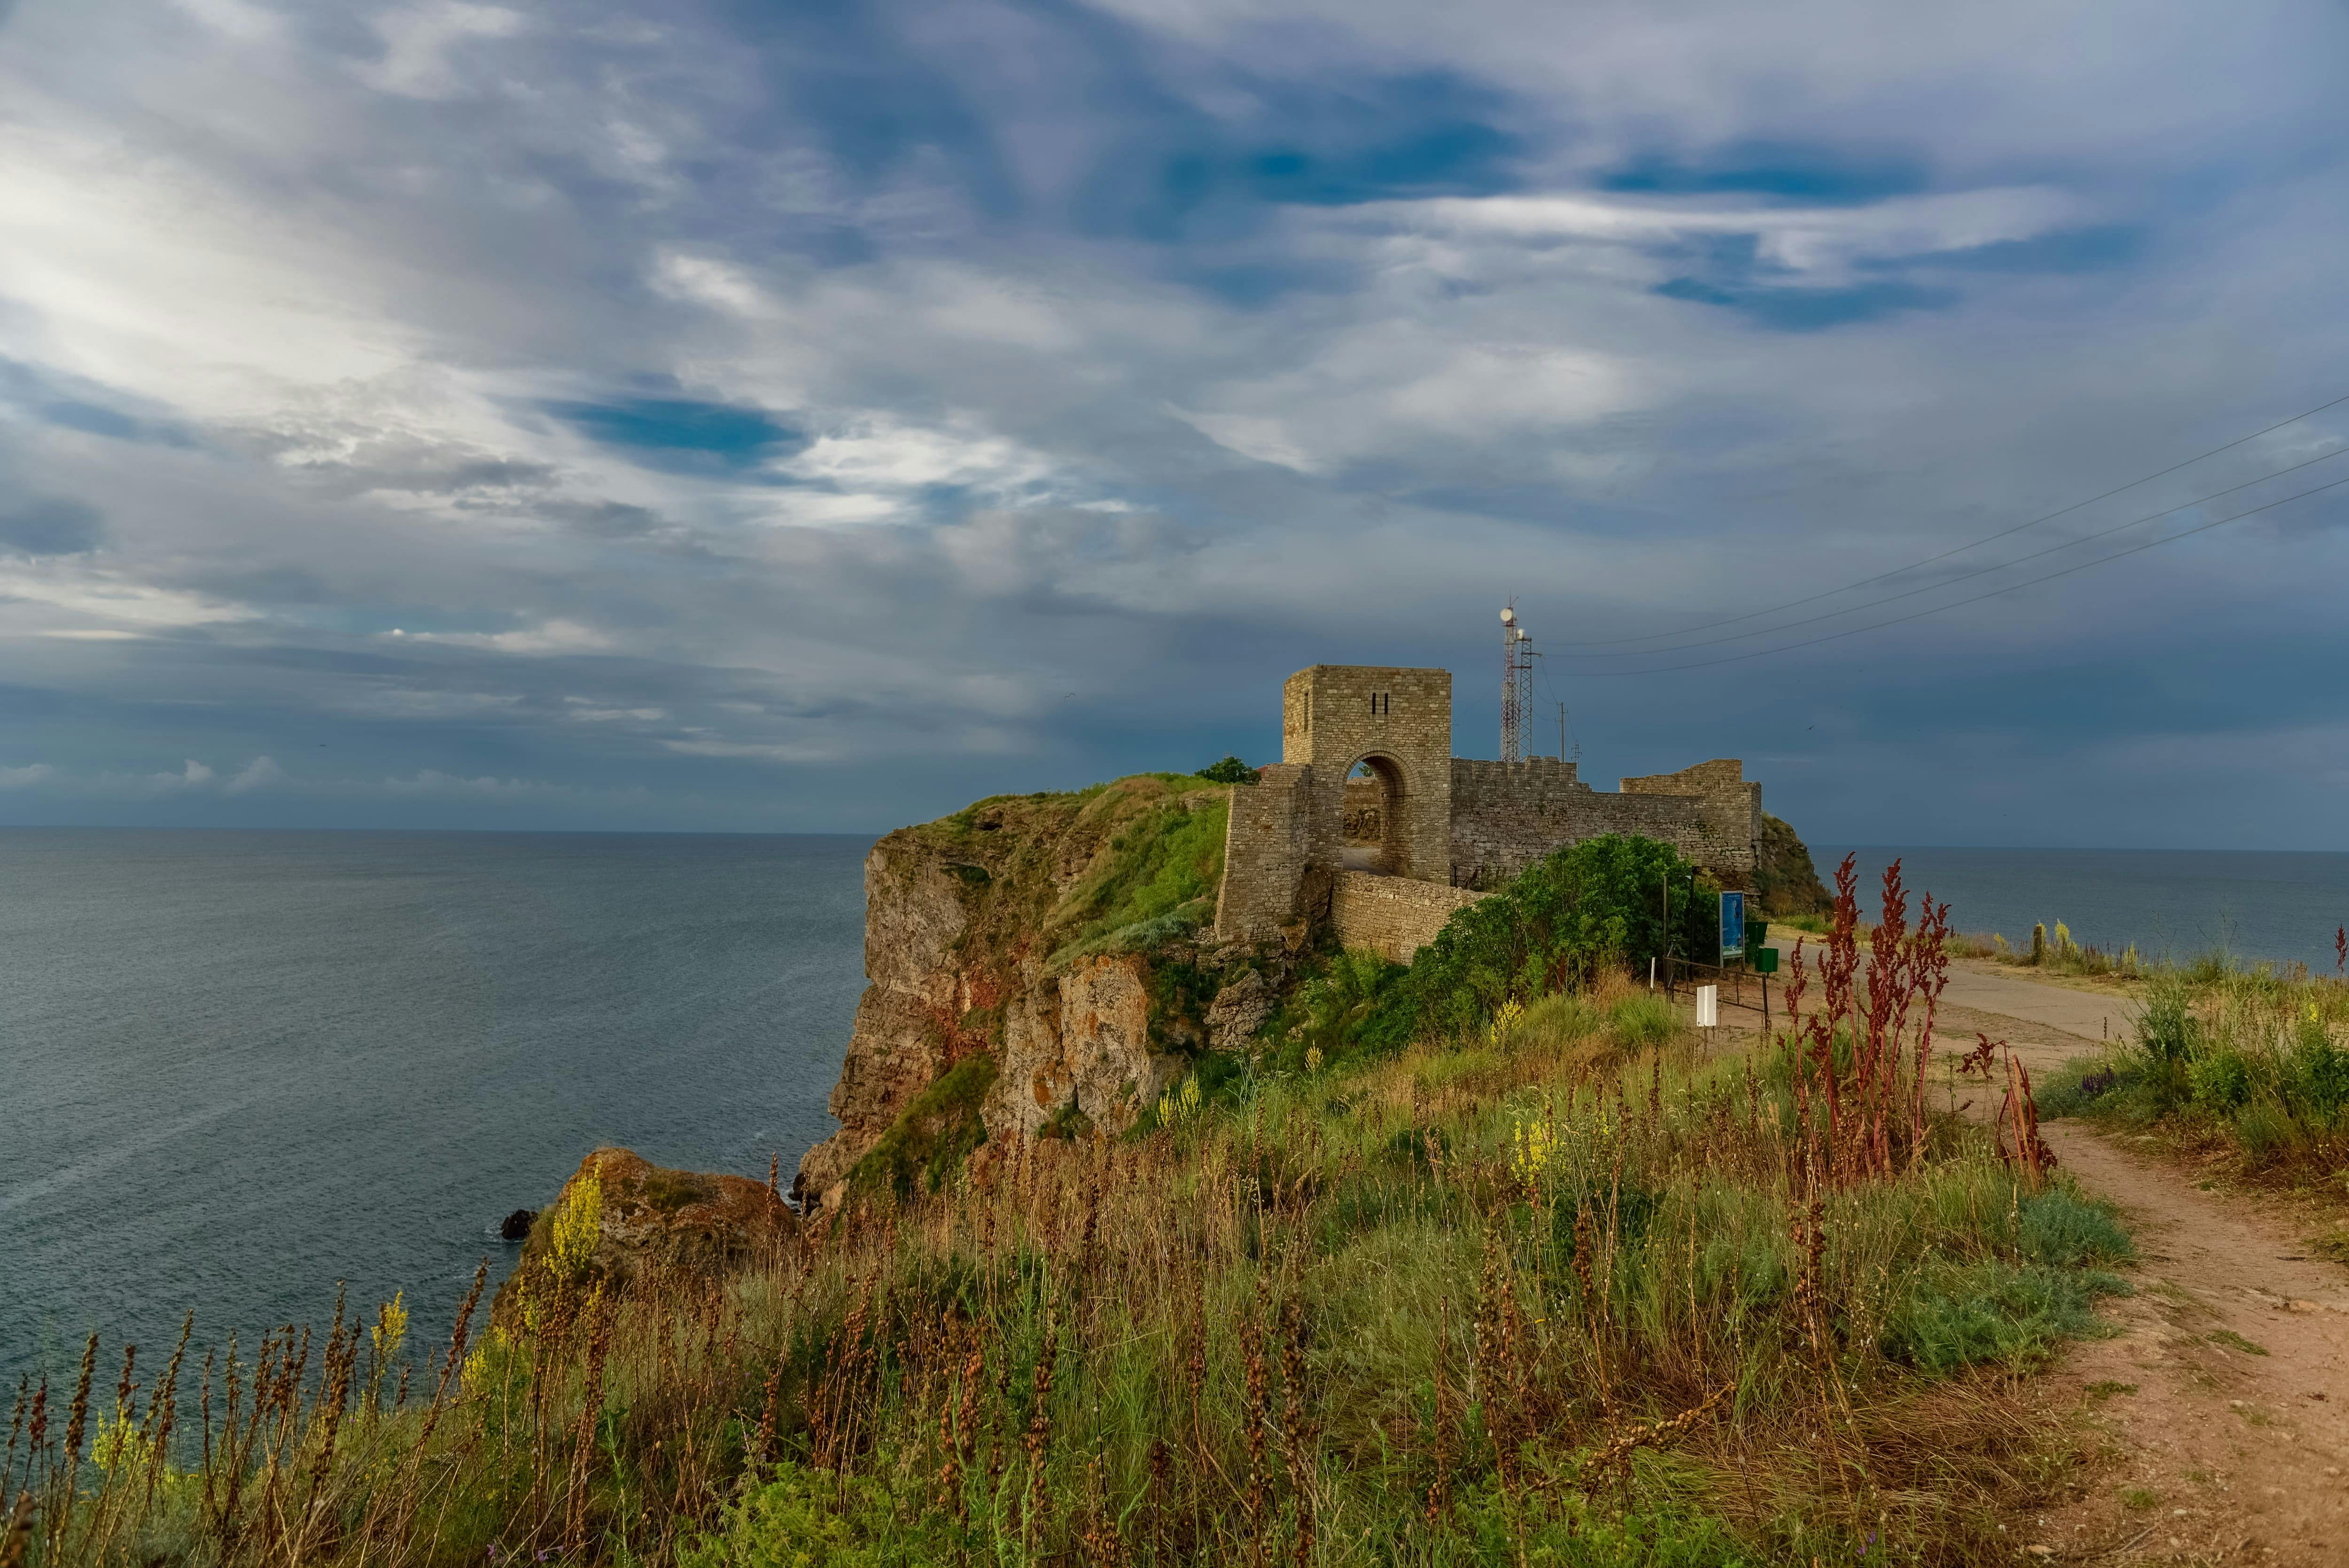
[{"left": 1499, "top": 604, "right": 1535, "bottom": 762}]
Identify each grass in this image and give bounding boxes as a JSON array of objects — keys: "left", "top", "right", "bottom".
[
  {"left": 2039, "top": 961, "right": 2349, "bottom": 1181},
  {"left": 2, "top": 851, "right": 2130, "bottom": 1567},
  {"left": 4, "top": 1009, "right": 2125, "bottom": 1564},
  {"left": 2207, "top": 1329, "right": 2269, "bottom": 1357}
]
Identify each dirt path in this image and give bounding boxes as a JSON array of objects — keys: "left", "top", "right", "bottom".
[{"left": 1925, "top": 963, "right": 2349, "bottom": 1565}]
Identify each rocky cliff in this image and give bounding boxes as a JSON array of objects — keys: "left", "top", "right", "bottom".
[
  {"left": 1754, "top": 811, "right": 1833, "bottom": 916},
  {"left": 796, "top": 775, "right": 1834, "bottom": 1208},
  {"left": 792, "top": 776, "right": 1255, "bottom": 1209}
]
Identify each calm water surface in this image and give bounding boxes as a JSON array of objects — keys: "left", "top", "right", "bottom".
[
  {"left": 1815, "top": 846, "right": 2349, "bottom": 971},
  {"left": 0, "top": 830, "right": 867, "bottom": 1382},
  {"left": 8, "top": 831, "right": 2346, "bottom": 1383}
]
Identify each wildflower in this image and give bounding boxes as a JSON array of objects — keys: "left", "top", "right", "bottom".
[
  {"left": 549, "top": 1167, "right": 602, "bottom": 1282},
  {"left": 1158, "top": 1073, "right": 1202, "bottom": 1129},
  {"left": 371, "top": 1290, "right": 408, "bottom": 1366},
  {"left": 1509, "top": 1115, "right": 1556, "bottom": 1193},
  {"left": 1305, "top": 1046, "right": 1323, "bottom": 1073},
  {"left": 1487, "top": 997, "right": 1526, "bottom": 1050}
]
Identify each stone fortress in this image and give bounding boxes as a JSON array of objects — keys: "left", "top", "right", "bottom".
[{"left": 1213, "top": 664, "right": 1764, "bottom": 962}]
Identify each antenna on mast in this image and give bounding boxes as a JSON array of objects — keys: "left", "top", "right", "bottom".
[{"left": 1499, "top": 604, "right": 1534, "bottom": 762}]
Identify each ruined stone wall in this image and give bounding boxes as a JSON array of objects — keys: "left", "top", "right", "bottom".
[
  {"left": 1212, "top": 762, "right": 1312, "bottom": 942},
  {"left": 1446, "top": 757, "right": 1761, "bottom": 887},
  {"left": 1619, "top": 760, "right": 1761, "bottom": 876},
  {"left": 1447, "top": 756, "right": 1593, "bottom": 886},
  {"left": 1330, "top": 871, "right": 1483, "bottom": 963}
]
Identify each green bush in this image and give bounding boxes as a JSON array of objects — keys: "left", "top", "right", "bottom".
[
  {"left": 684, "top": 1459, "right": 944, "bottom": 1568},
  {"left": 2188, "top": 1048, "right": 2253, "bottom": 1112},
  {"left": 1377, "top": 835, "right": 1722, "bottom": 1044},
  {"left": 2284, "top": 1025, "right": 2349, "bottom": 1119},
  {"left": 848, "top": 1055, "right": 997, "bottom": 1198},
  {"left": 1608, "top": 994, "right": 1679, "bottom": 1052}
]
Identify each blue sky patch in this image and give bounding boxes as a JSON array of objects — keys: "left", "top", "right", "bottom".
[
  {"left": 549, "top": 398, "right": 804, "bottom": 471},
  {"left": 1655, "top": 276, "right": 1957, "bottom": 330},
  {"left": 1884, "top": 224, "right": 2147, "bottom": 274},
  {"left": 1601, "top": 141, "right": 1929, "bottom": 205}
]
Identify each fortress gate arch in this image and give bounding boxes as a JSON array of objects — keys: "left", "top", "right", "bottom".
[{"left": 1340, "top": 752, "right": 1409, "bottom": 876}]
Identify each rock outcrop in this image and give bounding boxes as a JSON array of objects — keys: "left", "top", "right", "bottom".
[
  {"left": 793, "top": 777, "right": 1244, "bottom": 1210},
  {"left": 1755, "top": 811, "right": 1833, "bottom": 917},
  {"left": 495, "top": 1147, "right": 793, "bottom": 1327}
]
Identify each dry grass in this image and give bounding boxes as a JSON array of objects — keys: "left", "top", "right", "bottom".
[{"left": 3, "top": 871, "right": 2125, "bottom": 1568}]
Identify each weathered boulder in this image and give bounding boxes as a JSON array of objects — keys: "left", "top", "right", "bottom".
[
  {"left": 493, "top": 1147, "right": 793, "bottom": 1327},
  {"left": 1205, "top": 969, "right": 1274, "bottom": 1053}
]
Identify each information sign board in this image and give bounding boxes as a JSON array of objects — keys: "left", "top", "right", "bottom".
[{"left": 1719, "top": 890, "right": 1745, "bottom": 960}]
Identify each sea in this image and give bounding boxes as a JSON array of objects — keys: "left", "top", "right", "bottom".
[
  {"left": 5, "top": 831, "right": 2347, "bottom": 1386},
  {"left": 0, "top": 829, "right": 870, "bottom": 1385},
  {"left": 1816, "top": 846, "right": 2349, "bottom": 972}
]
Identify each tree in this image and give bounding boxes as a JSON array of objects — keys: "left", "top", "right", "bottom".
[{"left": 1196, "top": 755, "right": 1259, "bottom": 784}]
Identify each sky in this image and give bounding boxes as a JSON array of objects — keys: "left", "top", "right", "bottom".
[{"left": 1, "top": 0, "right": 2346, "bottom": 846}]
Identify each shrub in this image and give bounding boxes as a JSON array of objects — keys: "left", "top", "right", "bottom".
[
  {"left": 1377, "top": 834, "right": 1721, "bottom": 1043},
  {"left": 1608, "top": 994, "right": 1679, "bottom": 1052},
  {"left": 848, "top": 1054, "right": 998, "bottom": 1197},
  {"left": 684, "top": 1460, "right": 942, "bottom": 1568},
  {"left": 2134, "top": 974, "right": 2199, "bottom": 1062},
  {"left": 1195, "top": 754, "right": 1259, "bottom": 784},
  {"left": 2188, "top": 1048, "right": 2253, "bottom": 1112}
]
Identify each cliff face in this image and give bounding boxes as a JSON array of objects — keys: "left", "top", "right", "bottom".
[
  {"left": 793, "top": 776, "right": 1239, "bottom": 1209},
  {"left": 1754, "top": 811, "right": 1833, "bottom": 917}
]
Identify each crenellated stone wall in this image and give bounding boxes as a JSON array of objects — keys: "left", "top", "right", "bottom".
[{"left": 1449, "top": 757, "right": 1761, "bottom": 889}]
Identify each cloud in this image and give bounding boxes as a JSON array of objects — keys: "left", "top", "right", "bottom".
[
  {"left": 0, "top": 0, "right": 2343, "bottom": 841},
  {"left": 0, "top": 497, "right": 103, "bottom": 555},
  {"left": 224, "top": 755, "right": 284, "bottom": 792},
  {"left": 360, "top": 3, "right": 526, "bottom": 99}
]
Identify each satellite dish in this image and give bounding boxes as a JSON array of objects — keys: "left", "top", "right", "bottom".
[{"left": 1499, "top": 606, "right": 1515, "bottom": 624}]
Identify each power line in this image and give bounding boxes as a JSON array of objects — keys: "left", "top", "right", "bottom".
[
  {"left": 1561, "top": 468, "right": 2349, "bottom": 677},
  {"left": 1551, "top": 389, "right": 2349, "bottom": 649},
  {"left": 1550, "top": 442, "right": 2349, "bottom": 662}
]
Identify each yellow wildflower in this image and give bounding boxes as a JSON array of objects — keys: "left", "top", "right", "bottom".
[{"left": 549, "top": 1167, "right": 602, "bottom": 1282}]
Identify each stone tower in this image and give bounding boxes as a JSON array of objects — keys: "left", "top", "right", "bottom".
[{"left": 1278, "top": 665, "right": 1453, "bottom": 882}]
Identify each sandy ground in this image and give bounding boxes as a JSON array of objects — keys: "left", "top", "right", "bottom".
[{"left": 1853, "top": 960, "right": 2349, "bottom": 1565}]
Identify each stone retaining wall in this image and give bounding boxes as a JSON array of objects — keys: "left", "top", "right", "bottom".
[{"left": 1330, "top": 871, "right": 1484, "bottom": 963}]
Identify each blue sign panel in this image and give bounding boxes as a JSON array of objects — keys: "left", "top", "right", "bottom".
[{"left": 1719, "top": 890, "right": 1745, "bottom": 959}]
